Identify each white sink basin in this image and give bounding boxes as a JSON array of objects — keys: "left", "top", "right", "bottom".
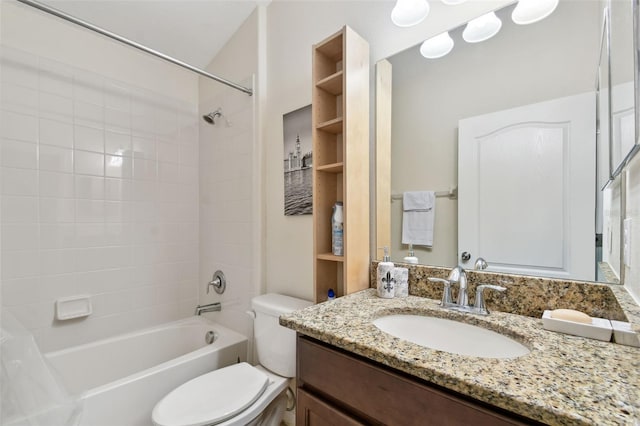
[{"left": 373, "top": 314, "right": 529, "bottom": 359}]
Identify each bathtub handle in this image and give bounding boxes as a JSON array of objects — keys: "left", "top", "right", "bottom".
[
  {"left": 208, "top": 270, "right": 226, "bottom": 295},
  {"left": 245, "top": 310, "right": 256, "bottom": 319}
]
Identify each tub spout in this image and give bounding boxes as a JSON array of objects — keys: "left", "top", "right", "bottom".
[{"left": 195, "top": 302, "right": 221, "bottom": 315}]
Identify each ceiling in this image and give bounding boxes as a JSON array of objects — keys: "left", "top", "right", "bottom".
[{"left": 38, "top": 0, "right": 263, "bottom": 69}]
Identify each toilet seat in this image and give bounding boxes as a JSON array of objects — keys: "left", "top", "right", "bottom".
[{"left": 152, "top": 363, "right": 269, "bottom": 426}]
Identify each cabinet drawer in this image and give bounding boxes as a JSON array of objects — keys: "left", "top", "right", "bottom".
[
  {"left": 297, "top": 336, "right": 533, "bottom": 426},
  {"left": 297, "top": 388, "right": 366, "bottom": 426}
]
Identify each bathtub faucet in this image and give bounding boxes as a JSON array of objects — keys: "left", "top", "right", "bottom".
[{"left": 195, "top": 302, "right": 222, "bottom": 315}]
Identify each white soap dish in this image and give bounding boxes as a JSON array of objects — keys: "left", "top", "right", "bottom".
[
  {"left": 610, "top": 320, "right": 640, "bottom": 347},
  {"left": 542, "top": 310, "right": 612, "bottom": 341},
  {"left": 56, "top": 295, "right": 92, "bottom": 320}
]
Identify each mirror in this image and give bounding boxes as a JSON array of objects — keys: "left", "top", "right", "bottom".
[
  {"left": 378, "top": 0, "right": 632, "bottom": 284},
  {"left": 610, "top": 0, "right": 639, "bottom": 176}
]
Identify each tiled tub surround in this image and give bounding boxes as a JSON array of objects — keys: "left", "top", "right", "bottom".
[
  {"left": 370, "top": 262, "right": 631, "bottom": 322},
  {"left": 280, "top": 289, "right": 640, "bottom": 425},
  {"left": 0, "top": 46, "right": 200, "bottom": 351}
]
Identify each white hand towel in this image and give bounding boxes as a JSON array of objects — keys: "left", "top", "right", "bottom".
[{"left": 402, "top": 191, "right": 435, "bottom": 247}]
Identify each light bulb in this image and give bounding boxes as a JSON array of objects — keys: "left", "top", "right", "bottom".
[
  {"left": 462, "top": 12, "right": 502, "bottom": 43},
  {"left": 512, "top": 0, "right": 559, "bottom": 25},
  {"left": 420, "top": 32, "right": 454, "bottom": 59},
  {"left": 391, "top": 0, "right": 430, "bottom": 27}
]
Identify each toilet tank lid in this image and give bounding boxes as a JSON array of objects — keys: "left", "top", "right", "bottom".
[{"left": 251, "top": 294, "right": 313, "bottom": 316}]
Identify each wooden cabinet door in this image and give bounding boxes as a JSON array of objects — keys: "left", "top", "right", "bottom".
[{"left": 297, "top": 388, "right": 366, "bottom": 426}]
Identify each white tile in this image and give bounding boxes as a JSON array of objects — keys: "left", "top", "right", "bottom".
[
  {"left": 4, "top": 302, "right": 55, "bottom": 330},
  {"left": 39, "top": 223, "right": 75, "bottom": 249},
  {"left": 1, "top": 250, "right": 39, "bottom": 280},
  {"left": 39, "top": 198, "right": 75, "bottom": 223},
  {"left": 1, "top": 277, "right": 43, "bottom": 306},
  {"left": 105, "top": 155, "right": 132, "bottom": 179},
  {"left": 104, "top": 82, "right": 131, "bottom": 111},
  {"left": 42, "top": 273, "right": 82, "bottom": 300},
  {"left": 1, "top": 48, "right": 39, "bottom": 88},
  {"left": 105, "top": 222, "right": 132, "bottom": 246},
  {"left": 1, "top": 167, "right": 38, "bottom": 196},
  {"left": 1, "top": 83, "right": 39, "bottom": 115},
  {"left": 74, "top": 77, "right": 104, "bottom": 105},
  {"left": 0, "top": 138, "right": 37, "bottom": 169},
  {"left": 133, "top": 181, "right": 157, "bottom": 202},
  {"left": 75, "top": 175, "right": 105, "bottom": 199},
  {"left": 179, "top": 143, "right": 198, "bottom": 166},
  {"left": 75, "top": 101, "right": 103, "bottom": 128},
  {"left": 179, "top": 165, "right": 198, "bottom": 185},
  {"left": 39, "top": 171, "right": 74, "bottom": 198},
  {"left": 39, "top": 145, "right": 73, "bottom": 173},
  {"left": 105, "top": 131, "right": 132, "bottom": 156},
  {"left": 158, "top": 141, "right": 179, "bottom": 163},
  {"left": 1, "top": 196, "right": 38, "bottom": 223},
  {"left": 74, "top": 223, "right": 106, "bottom": 248},
  {"left": 74, "top": 124, "right": 104, "bottom": 153},
  {"left": 39, "top": 92, "right": 73, "bottom": 122},
  {"left": 158, "top": 161, "right": 180, "bottom": 183},
  {"left": 131, "top": 114, "right": 156, "bottom": 133},
  {"left": 133, "top": 158, "right": 157, "bottom": 180},
  {"left": 74, "top": 150, "right": 104, "bottom": 176},
  {"left": 132, "top": 202, "right": 158, "bottom": 223},
  {"left": 39, "top": 119, "right": 73, "bottom": 148},
  {"left": 75, "top": 199, "right": 105, "bottom": 223},
  {"left": 105, "top": 108, "right": 130, "bottom": 132},
  {"left": 39, "top": 58, "right": 74, "bottom": 96},
  {"left": 1, "top": 110, "right": 38, "bottom": 142},
  {"left": 105, "top": 178, "right": 133, "bottom": 201},
  {"left": 74, "top": 246, "right": 131, "bottom": 272},
  {"left": 132, "top": 136, "right": 156, "bottom": 160},
  {"left": 105, "top": 201, "right": 131, "bottom": 223},
  {"left": 158, "top": 182, "right": 180, "bottom": 203},
  {"left": 39, "top": 249, "right": 76, "bottom": 275},
  {"left": 1, "top": 223, "right": 39, "bottom": 250}
]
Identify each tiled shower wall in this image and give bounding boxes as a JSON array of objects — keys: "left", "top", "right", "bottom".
[
  {"left": 0, "top": 47, "right": 200, "bottom": 352},
  {"left": 198, "top": 79, "right": 257, "bottom": 343}
]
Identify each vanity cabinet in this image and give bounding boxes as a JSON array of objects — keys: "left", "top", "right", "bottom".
[
  {"left": 312, "top": 26, "right": 370, "bottom": 303},
  {"left": 296, "top": 335, "right": 539, "bottom": 426}
]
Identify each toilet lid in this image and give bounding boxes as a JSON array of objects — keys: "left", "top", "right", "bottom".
[{"left": 152, "top": 362, "right": 269, "bottom": 426}]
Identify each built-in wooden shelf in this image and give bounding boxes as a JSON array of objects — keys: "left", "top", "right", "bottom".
[
  {"left": 317, "top": 162, "right": 344, "bottom": 173},
  {"left": 317, "top": 253, "right": 345, "bottom": 262},
  {"left": 316, "top": 71, "right": 343, "bottom": 95},
  {"left": 312, "top": 26, "right": 370, "bottom": 303},
  {"left": 316, "top": 117, "right": 343, "bottom": 134}
]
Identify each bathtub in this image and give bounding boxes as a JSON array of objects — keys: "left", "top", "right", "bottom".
[{"left": 45, "top": 316, "right": 248, "bottom": 426}]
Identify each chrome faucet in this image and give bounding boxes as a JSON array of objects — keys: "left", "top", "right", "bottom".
[
  {"left": 447, "top": 265, "right": 469, "bottom": 307},
  {"left": 427, "top": 265, "right": 468, "bottom": 308},
  {"left": 195, "top": 302, "right": 221, "bottom": 315},
  {"left": 474, "top": 257, "right": 488, "bottom": 271},
  {"left": 429, "top": 266, "right": 506, "bottom": 315}
]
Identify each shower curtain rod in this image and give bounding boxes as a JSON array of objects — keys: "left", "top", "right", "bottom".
[{"left": 16, "top": 0, "right": 254, "bottom": 96}]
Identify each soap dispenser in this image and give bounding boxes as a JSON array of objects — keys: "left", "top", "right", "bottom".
[
  {"left": 377, "top": 247, "right": 395, "bottom": 299},
  {"left": 403, "top": 244, "right": 419, "bottom": 264}
]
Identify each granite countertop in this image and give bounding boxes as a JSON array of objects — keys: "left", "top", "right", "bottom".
[{"left": 280, "top": 289, "right": 640, "bottom": 426}]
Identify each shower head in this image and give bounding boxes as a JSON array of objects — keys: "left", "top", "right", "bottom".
[{"left": 202, "top": 108, "right": 223, "bottom": 125}]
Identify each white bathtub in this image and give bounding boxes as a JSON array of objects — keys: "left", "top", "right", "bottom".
[{"left": 45, "top": 316, "right": 248, "bottom": 426}]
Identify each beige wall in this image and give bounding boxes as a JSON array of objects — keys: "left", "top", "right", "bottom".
[{"left": 263, "top": 0, "right": 511, "bottom": 300}]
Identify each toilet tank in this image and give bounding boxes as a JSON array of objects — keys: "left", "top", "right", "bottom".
[{"left": 251, "top": 294, "right": 313, "bottom": 378}]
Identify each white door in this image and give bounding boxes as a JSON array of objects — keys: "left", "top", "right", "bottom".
[{"left": 458, "top": 92, "right": 595, "bottom": 281}]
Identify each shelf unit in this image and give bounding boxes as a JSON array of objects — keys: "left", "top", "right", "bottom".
[{"left": 312, "top": 26, "right": 370, "bottom": 303}]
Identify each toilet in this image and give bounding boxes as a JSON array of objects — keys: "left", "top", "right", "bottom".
[{"left": 152, "top": 294, "right": 312, "bottom": 426}]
